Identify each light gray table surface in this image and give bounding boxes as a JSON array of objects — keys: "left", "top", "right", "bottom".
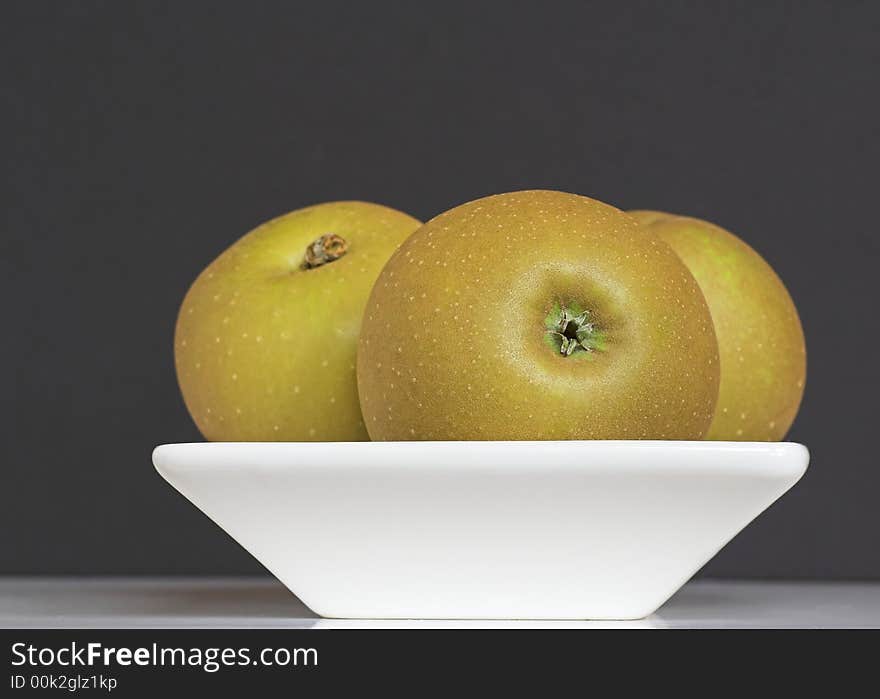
[{"left": 2, "top": 577, "right": 878, "bottom": 629}]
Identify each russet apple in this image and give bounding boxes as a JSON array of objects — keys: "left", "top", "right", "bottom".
[
  {"left": 357, "top": 191, "right": 720, "bottom": 440},
  {"left": 175, "top": 201, "right": 421, "bottom": 441},
  {"left": 629, "top": 210, "right": 806, "bottom": 441}
]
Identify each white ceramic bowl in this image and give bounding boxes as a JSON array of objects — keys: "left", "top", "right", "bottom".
[{"left": 152, "top": 441, "right": 808, "bottom": 620}]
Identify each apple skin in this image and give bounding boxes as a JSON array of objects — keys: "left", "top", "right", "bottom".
[
  {"left": 175, "top": 201, "right": 421, "bottom": 441},
  {"left": 629, "top": 210, "right": 806, "bottom": 441},
  {"left": 357, "top": 191, "right": 720, "bottom": 441}
]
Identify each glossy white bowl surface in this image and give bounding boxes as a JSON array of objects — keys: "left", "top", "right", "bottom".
[{"left": 152, "top": 441, "right": 808, "bottom": 620}]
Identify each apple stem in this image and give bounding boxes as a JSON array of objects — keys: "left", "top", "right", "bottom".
[{"left": 302, "top": 233, "right": 349, "bottom": 269}]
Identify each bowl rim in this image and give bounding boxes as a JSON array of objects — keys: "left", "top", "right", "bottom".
[{"left": 152, "top": 440, "right": 809, "bottom": 478}]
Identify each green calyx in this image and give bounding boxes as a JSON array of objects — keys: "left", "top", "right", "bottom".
[{"left": 544, "top": 301, "right": 605, "bottom": 357}]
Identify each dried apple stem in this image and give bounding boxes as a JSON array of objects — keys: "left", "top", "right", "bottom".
[{"left": 302, "top": 233, "right": 349, "bottom": 269}]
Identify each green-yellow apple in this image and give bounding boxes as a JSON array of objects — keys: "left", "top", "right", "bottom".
[
  {"left": 357, "top": 190, "right": 720, "bottom": 440},
  {"left": 629, "top": 210, "right": 806, "bottom": 441},
  {"left": 175, "top": 201, "right": 421, "bottom": 441}
]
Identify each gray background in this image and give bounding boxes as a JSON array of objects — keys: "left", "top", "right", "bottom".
[{"left": 2, "top": 1, "right": 878, "bottom": 578}]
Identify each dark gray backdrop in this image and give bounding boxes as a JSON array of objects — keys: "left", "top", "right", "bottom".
[{"left": 3, "top": 1, "right": 878, "bottom": 578}]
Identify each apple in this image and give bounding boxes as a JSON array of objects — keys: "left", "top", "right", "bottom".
[
  {"left": 357, "top": 190, "right": 720, "bottom": 440},
  {"left": 629, "top": 210, "right": 806, "bottom": 441},
  {"left": 175, "top": 201, "right": 421, "bottom": 441}
]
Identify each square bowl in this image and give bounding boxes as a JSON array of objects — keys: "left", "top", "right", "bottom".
[{"left": 152, "top": 440, "right": 807, "bottom": 620}]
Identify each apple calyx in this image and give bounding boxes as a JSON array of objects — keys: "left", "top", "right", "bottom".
[
  {"left": 302, "top": 233, "right": 349, "bottom": 269},
  {"left": 545, "top": 302, "right": 604, "bottom": 357}
]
